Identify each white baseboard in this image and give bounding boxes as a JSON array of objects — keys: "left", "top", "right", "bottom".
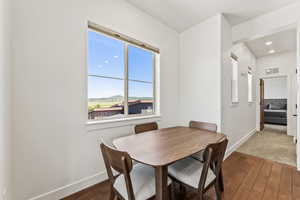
[
  {"left": 225, "top": 129, "right": 257, "bottom": 159},
  {"left": 28, "top": 171, "right": 108, "bottom": 200}
]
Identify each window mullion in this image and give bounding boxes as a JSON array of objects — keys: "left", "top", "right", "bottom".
[
  {"left": 152, "top": 54, "right": 156, "bottom": 114},
  {"left": 124, "top": 43, "right": 129, "bottom": 116}
]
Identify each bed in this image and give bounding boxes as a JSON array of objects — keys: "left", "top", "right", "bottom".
[{"left": 264, "top": 99, "right": 287, "bottom": 125}]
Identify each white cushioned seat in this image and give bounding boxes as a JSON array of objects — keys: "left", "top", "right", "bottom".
[
  {"left": 112, "top": 168, "right": 119, "bottom": 177},
  {"left": 114, "top": 163, "right": 172, "bottom": 200},
  {"left": 168, "top": 157, "right": 215, "bottom": 189}
]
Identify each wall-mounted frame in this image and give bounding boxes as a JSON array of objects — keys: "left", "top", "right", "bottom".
[
  {"left": 231, "top": 53, "right": 239, "bottom": 103},
  {"left": 248, "top": 66, "right": 253, "bottom": 103}
]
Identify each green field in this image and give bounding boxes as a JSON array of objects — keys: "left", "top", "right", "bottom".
[
  {"left": 88, "top": 101, "right": 121, "bottom": 111},
  {"left": 88, "top": 96, "right": 152, "bottom": 111},
  {"left": 88, "top": 101, "right": 120, "bottom": 107}
]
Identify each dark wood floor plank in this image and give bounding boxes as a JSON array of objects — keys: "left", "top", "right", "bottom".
[
  {"left": 278, "top": 165, "right": 293, "bottom": 200},
  {"left": 232, "top": 156, "right": 264, "bottom": 200},
  {"left": 61, "top": 152, "right": 299, "bottom": 200},
  {"left": 292, "top": 169, "right": 300, "bottom": 200},
  {"left": 262, "top": 163, "right": 283, "bottom": 200},
  {"left": 62, "top": 181, "right": 110, "bottom": 200},
  {"left": 246, "top": 159, "right": 273, "bottom": 200},
  {"left": 222, "top": 153, "right": 249, "bottom": 200}
]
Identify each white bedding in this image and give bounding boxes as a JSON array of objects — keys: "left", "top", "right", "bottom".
[{"left": 264, "top": 109, "right": 287, "bottom": 113}]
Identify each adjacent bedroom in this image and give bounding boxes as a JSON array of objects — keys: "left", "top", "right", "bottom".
[{"left": 264, "top": 77, "right": 288, "bottom": 128}]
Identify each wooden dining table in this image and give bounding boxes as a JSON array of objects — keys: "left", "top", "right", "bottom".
[{"left": 113, "top": 126, "right": 226, "bottom": 200}]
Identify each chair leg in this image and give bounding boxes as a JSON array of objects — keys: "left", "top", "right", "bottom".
[
  {"left": 219, "top": 168, "right": 224, "bottom": 192},
  {"left": 197, "top": 193, "right": 204, "bottom": 200},
  {"left": 214, "top": 182, "right": 222, "bottom": 200},
  {"left": 170, "top": 183, "right": 176, "bottom": 200},
  {"left": 179, "top": 184, "right": 186, "bottom": 196},
  {"left": 109, "top": 186, "right": 115, "bottom": 200}
]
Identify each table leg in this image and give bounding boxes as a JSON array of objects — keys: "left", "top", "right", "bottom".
[
  {"left": 219, "top": 167, "right": 224, "bottom": 192},
  {"left": 155, "top": 166, "right": 168, "bottom": 200}
]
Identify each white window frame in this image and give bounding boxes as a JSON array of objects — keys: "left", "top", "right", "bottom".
[{"left": 86, "top": 23, "right": 160, "bottom": 125}]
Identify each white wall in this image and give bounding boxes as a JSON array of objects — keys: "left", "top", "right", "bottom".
[
  {"left": 257, "top": 52, "right": 296, "bottom": 78},
  {"left": 178, "top": 14, "right": 257, "bottom": 157},
  {"left": 264, "top": 77, "right": 287, "bottom": 99},
  {"left": 12, "top": 0, "right": 179, "bottom": 199},
  {"left": 0, "top": 0, "right": 11, "bottom": 199},
  {"left": 232, "top": 2, "right": 300, "bottom": 43},
  {"left": 178, "top": 15, "right": 222, "bottom": 129},
  {"left": 256, "top": 51, "right": 297, "bottom": 135},
  {"left": 221, "top": 22, "right": 257, "bottom": 153}
]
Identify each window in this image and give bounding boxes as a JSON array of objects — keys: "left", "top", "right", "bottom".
[
  {"left": 231, "top": 54, "right": 239, "bottom": 103},
  {"left": 87, "top": 25, "right": 157, "bottom": 121},
  {"left": 248, "top": 67, "right": 253, "bottom": 102}
]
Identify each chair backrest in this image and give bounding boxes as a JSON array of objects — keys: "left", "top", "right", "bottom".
[
  {"left": 134, "top": 122, "right": 158, "bottom": 134},
  {"left": 100, "top": 143, "right": 135, "bottom": 200},
  {"left": 198, "top": 139, "right": 228, "bottom": 191},
  {"left": 189, "top": 121, "right": 217, "bottom": 132},
  {"left": 101, "top": 143, "right": 133, "bottom": 176}
]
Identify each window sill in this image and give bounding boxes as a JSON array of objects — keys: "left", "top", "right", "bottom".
[{"left": 86, "top": 114, "right": 161, "bottom": 132}]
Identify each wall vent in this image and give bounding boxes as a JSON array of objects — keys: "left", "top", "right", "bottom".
[{"left": 265, "top": 67, "right": 279, "bottom": 75}]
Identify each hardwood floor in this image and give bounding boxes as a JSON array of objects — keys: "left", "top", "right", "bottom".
[{"left": 62, "top": 152, "right": 300, "bottom": 200}]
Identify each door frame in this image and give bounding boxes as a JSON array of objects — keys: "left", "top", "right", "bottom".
[
  {"left": 259, "top": 75, "right": 291, "bottom": 134},
  {"left": 259, "top": 79, "right": 264, "bottom": 131}
]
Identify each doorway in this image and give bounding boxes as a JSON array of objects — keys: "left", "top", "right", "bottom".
[
  {"left": 260, "top": 76, "right": 288, "bottom": 130},
  {"left": 237, "top": 27, "right": 298, "bottom": 167}
]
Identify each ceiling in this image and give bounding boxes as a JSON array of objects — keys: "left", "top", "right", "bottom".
[
  {"left": 245, "top": 28, "right": 296, "bottom": 58},
  {"left": 125, "top": 0, "right": 300, "bottom": 32}
]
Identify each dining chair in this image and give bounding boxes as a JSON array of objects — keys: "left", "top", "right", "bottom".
[
  {"left": 168, "top": 139, "right": 228, "bottom": 200},
  {"left": 189, "top": 121, "right": 218, "bottom": 161},
  {"left": 188, "top": 120, "right": 225, "bottom": 192},
  {"left": 189, "top": 121, "right": 217, "bottom": 162},
  {"left": 100, "top": 143, "right": 173, "bottom": 200},
  {"left": 100, "top": 132, "right": 135, "bottom": 177},
  {"left": 100, "top": 138, "right": 121, "bottom": 177},
  {"left": 189, "top": 121, "right": 217, "bottom": 132},
  {"left": 134, "top": 122, "right": 158, "bottom": 134}
]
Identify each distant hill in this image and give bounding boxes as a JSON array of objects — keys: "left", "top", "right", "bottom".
[{"left": 89, "top": 95, "right": 152, "bottom": 102}]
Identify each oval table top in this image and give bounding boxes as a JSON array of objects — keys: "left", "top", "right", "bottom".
[{"left": 113, "top": 126, "right": 226, "bottom": 167}]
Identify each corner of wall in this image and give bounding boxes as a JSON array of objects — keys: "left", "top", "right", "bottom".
[
  {"left": 220, "top": 14, "right": 233, "bottom": 133},
  {"left": 0, "top": 0, "right": 12, "bottom": 198}
]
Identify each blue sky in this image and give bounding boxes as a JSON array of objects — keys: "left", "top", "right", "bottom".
[{"left": 88, "top": 30, "right": 154, "bottom": 99}]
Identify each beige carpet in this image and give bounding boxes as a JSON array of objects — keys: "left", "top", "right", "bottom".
[{"left": 237, "top": 124, "right": 296, "bottom": 166}]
